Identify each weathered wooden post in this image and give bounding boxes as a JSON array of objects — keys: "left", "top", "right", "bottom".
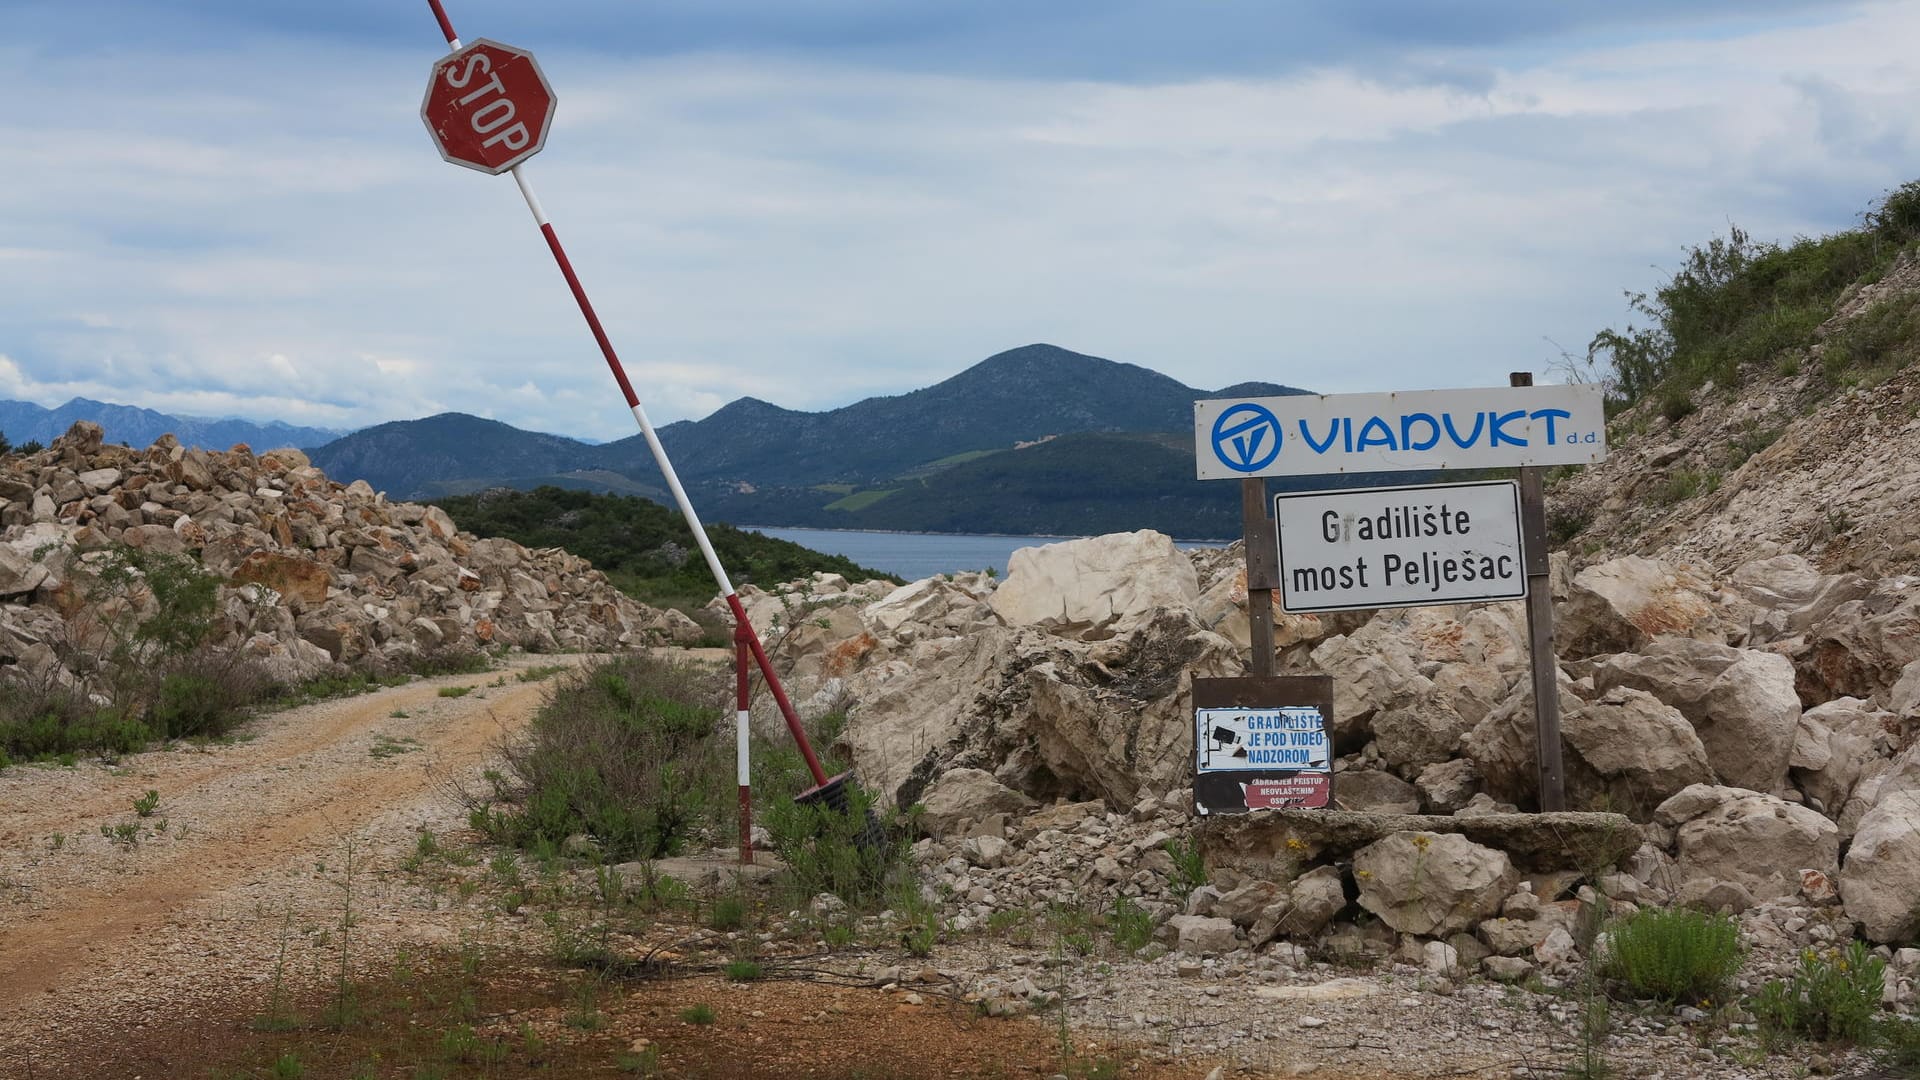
[{"left": 1510, "top": 371, "right": 1567, "bottom": 811}]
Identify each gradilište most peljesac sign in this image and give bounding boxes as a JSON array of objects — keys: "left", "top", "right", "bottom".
[
  {"left": 1274, "top": 479, "right": 1525, "bottom": 613},
  {"left": 1193, "top": 385, "right": 1607, "bottom": 480}
]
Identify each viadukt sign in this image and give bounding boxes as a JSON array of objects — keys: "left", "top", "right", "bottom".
[{"left": 1193, "top": 385, "right": 1605, "bottom": 480}]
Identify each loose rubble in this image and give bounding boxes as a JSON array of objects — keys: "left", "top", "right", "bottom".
[{"left": 0, "top": 422, "right": 691, "bottom": 694}]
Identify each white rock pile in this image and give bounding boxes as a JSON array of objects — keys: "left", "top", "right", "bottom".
[
  {"left": 735, "top": 526, "right": 1920, "bottom": 981},
  {"left": 0, "top": 422, "right": 694, "bottom": 692}
]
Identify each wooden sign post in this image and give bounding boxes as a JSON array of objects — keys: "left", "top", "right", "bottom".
[{"left": 1510, "top": 371, "right": 1566, "bottom": 811}]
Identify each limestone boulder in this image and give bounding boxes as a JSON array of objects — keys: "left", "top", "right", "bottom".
[
  {"left": 230, "top": 551, "right": 332, "bottom": 608},
  {"left": 1247, "top": 865, "right": 1347, "bottom": 945},
  {"left": 1732, "top": 554, "right": 1871, "bottom": 641},
  {"left": 1799, "top": 580, "right": 1920, "bottom": 703},
  {"left": 1557, "top": 556, "right": 1724, "bottom": 658},
  {"left": 1793, "top": 697, "right": 1897, "bottom": 836},
  {"left": 1308, "top": 631, "right": 1429, "bottom": 744},
  {"left": 989, "top": 530, "right": 1198, "bottom": 637},
  {"left": 916, "top": 768, "right": 1037, "bottom": 839},
  {"left": 1656, "top": 784, "right": 1841, "bottom": 902},
  {"left": 1462, "top": 671, "right": 1711, "bottom": 818},
  {"left": 1353, "top": 831, "right": 1517, "bottom": 937},
  {"left": 1840, "top": 786, "right": 1920, "bottom": 943},
  {"left": 1370, "top": 691, "right": 1472, "bottom": 775},
  {"left": 864, "top": 577, "right": 997, "bottom": 642},
  {"left": 1333, "top": 770, "right": 1420, "bottom": 815},
  {"left": 1591, "top": 639, "right": 1800, "bottom": 795}
]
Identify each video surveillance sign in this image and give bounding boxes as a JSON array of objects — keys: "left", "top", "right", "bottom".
[{"left": 1192, "top": 675, "right": 1333, "bottom": 814}]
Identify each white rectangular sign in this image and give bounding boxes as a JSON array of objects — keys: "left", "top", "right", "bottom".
[
  {"left": 1194, "top": 385, "right": 1606, "bottom": 480},
  {"left": 1197, "top": 706, "right": 1330, "bottom": 773},
  {"left": 1274, "top": 480, "right": 1527, "bottom": 613}
]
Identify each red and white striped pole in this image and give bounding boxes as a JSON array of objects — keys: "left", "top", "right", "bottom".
[
  {"left": 421, "top": 0, "right": 835, "bottom": 805},
  {"left": 736, "top": 626, "right": 754, "bottom": 865}
]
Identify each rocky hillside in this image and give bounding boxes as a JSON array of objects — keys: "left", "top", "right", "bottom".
[
  {"left": 0, "top": 422, "right": 697, "bottom": 699},
  {"left": 728, "top": 524, "right": 1920, "bottom": 975},
  {"left": 1555, "top": 206, "right": 1920, "bottom": 581}
]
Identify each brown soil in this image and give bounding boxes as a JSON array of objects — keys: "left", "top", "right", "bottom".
[{"left": 0, "top": 652, "right": 1270, "bottom": 1080}]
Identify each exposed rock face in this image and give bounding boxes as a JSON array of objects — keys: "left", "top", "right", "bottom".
[
  {"left": 1656, "top": 784, "right": 1841, "bottom": 903},
  {"left": 1557, "top": 556, "right": 1724, "bottom": 657},
  {"left": 0, "top": 423, "right": 674, "bottom": 694},
  {"left": 988, "top": 530, "right": 1199, "bottom": 636},
  {"left": 1353, "top": 831, "right": 1517, "bottom": 937},
  {"left": 743, "top": 514, "right": 1918, "bottom": 947},
  {"left": 1462, "top": 671, "right": 1712, "bottom": 818}
]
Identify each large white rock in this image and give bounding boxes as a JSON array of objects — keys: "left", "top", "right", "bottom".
[
  {"left": 989, "top": 530, "right": 1199, "bottom": 635},
  {"left": 1353, "top": 831, "right": 1517, "bottom": 937},
  {"left": 1841, "top": 786, "right": 1920, "bottom": 943},
  {"left": 916, "top": 767, "right": 1037, "bottom": 838},
  {"left": 1557, "top": 556, "right": 1723, "bottom": 658},
  {"left": 1656, "top": 784, "right": 1840, "bottom": 902},
  {"left": 1461, "top": 671, "right": 1711, "bottom": 818},
  {"left": 1595, "top": 639, "right": 1802, "bottom": 794}
]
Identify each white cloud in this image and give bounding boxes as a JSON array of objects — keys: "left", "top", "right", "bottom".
[{"left": 1, "top": 4, "right": 1917, "bottom": 439}]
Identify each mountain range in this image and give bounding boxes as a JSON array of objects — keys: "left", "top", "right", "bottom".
[
  {"left": 306, "top": 344, "right": 1311, "bottom": 538},
  {"left": 0, "top": 345, "right": 1312, "bottom": 539},
  {"left": 0, "top": 398, "right": 344, "bottom": 453}
]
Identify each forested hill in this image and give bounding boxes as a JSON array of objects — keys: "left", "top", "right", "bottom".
[{"left": 308, "top": 344, "right": 1310, "bottom": 536}]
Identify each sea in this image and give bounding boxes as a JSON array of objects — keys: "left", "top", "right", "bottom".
[{"left": 743, "top": 526, "right": 1228, "bottom": 582}]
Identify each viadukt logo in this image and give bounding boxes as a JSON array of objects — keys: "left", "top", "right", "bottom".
[{"left": 1209, "top": 403, "right": 1283, "bottom": 473}]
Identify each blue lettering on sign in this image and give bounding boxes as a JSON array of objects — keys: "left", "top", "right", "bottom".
[
  {"left": 1277, "top": 407, "right": 1581, "bottom": 457},
  {"left": 1210, "top": 403, "right": 1283, "bottom": 473}
]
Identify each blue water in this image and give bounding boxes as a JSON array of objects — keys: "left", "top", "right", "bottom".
[{"left": 744, "top": 526, "right": 1226, "bottom": 582}]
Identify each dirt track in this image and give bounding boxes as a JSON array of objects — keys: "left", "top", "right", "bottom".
[{"left": 0, "top": 655, "right": 593, "bottom": 1072}]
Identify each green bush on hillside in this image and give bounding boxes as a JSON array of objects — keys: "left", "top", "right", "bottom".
[
  {"left": 1587, "top": 180, "right": 1920, "bottom": 409},
  {"left": 433, "top": 486, "right": 899, "bottom": 613}
]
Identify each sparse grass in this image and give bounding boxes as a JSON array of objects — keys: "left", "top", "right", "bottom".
[
  {"left": 723, "top": 959, "right": 764, "bottom": 982},
  {"left": 369, "top": 734, "right": 421, "bottom": 759},
  {"left": 1108, "top": 896, "right": 1154, "bottom": 954},
  {"left": 708, "top": 894, "right": 748, "bottom": 932},
  {"left": 519, "top": 664, "right": 569, "bottom": 683},
  {"left": 1164, "top": 837, "right": 1206, "bottom": 896},
  {"left": 437, "top": 685, "right": 473, "bottom": 699},
  {"left": 679, "top": 1004, "right": 716, "bottom": 1026},
  {"left": 132, "top": 789, "right": 160, "bottom": 817}
]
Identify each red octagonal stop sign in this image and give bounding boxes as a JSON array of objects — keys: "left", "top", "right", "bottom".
[{"left": 420, "top": 38, "right": 556, "bottom": 175}]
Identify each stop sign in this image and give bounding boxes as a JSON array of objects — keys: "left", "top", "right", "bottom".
[{"left": 420, "top": 38, "right": 556, "bottom": 175}]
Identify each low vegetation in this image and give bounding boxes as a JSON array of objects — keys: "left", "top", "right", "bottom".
[
  {"left": 1586, "top": 179, "right": 1920, "bottom": 412},
  {"left": 431, "top": 485, "right": 899, "bottom": 619},
  {"left": 1599, "top": 907, "right": 1744, "bottom": 1004},
  {"left": 0, "top": 543, "right": 492, "bottom": 768}
]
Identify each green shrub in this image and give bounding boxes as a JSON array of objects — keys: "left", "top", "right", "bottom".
[
  {"left": 762, "top": 780, "right": 913, "bottom": 911},
  {"left": 1109, "top": 896, "right": 1155, "bottom": 954},
  {"left": 1872, "top": 1013, "right": 1920, "bottom": 1073},
  {"left": 1164, "top": 837, "right": 1207, "bottom": 896},
  {"left": 1599, "top": 907, "right": 1744, "bottom": 1004},
  {"left": 1586, "top": 182, "right": 1920, "bottom": 410},
  {"left": 708, "top": 894, "right": 748, "bottom": 932},
  {"left": 484, "top": 653, "right": 728, "bottom": 861},
  {"left": 1753, "top": 941, "right": 1885, "bottom": 1046}
]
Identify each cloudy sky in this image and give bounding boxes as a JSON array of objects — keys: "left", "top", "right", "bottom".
[{"left": 2, "top": 0, "right": 1916, "bottom": 441}]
